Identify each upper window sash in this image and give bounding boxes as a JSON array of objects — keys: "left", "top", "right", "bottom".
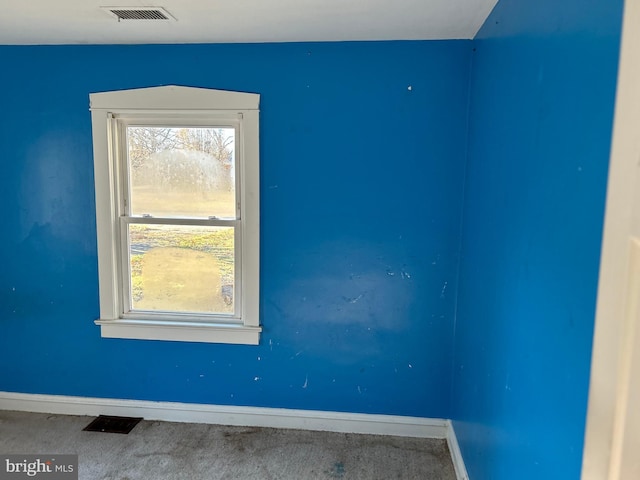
[{"left": 110, "top": 114, "right": 244, "bottom": 221}]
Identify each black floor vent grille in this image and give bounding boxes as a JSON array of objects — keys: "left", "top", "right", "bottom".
[{"left": 83, "top": 415, "right": 143, "bottom": 434}]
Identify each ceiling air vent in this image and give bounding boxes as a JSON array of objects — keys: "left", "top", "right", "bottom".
[{"left": 101, "top": 6, "right": 176, "bottom": 21}]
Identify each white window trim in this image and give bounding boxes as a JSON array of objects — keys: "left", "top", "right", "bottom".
[{"left": 90, "top": 85, "right": 261, "bottom": 345}]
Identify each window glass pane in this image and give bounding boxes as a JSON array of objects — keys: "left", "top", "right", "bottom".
[
  {"left": 128, "top": 224, "right": 235, "bottom": 315},
  {"left": 128, "top": 127, "right": 236, "bottom": 218}
]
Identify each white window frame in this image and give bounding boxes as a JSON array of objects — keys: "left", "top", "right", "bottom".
[{"left": 90, "top": 85, "right": 261, "bottom": 345}]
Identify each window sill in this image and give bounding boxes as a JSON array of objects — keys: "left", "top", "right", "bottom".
[{"left": 95, "top": 318, "right": 261, "bottom": 345}]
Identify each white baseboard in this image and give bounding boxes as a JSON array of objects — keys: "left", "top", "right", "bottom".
[
  {"left": 0, "top": 391, "right": 447, "bottom": 439},
  {"left": 0, "top": 391, "right": 468, "bottom": 479},
  {"left": 446, "top": 420, "right": 470, "bottom": 480}
]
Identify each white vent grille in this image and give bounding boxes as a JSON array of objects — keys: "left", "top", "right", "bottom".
[{"left": 101, "top": 6, "right": 176, "bottom": 21}]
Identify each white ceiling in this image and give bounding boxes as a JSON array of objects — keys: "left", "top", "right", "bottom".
[{"left": 0, "top": 0, "right": 498, "bottom": 45}]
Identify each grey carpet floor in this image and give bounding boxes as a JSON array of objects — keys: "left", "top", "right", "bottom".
[{"left": 0, "top": 410, "right": 456, "bottom": 480}]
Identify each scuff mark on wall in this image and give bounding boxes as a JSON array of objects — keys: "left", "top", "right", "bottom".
[{"left": 345, "top": 294, "right": 364, "bottom": 304}]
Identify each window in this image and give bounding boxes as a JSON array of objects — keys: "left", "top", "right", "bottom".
[{"left": 90, "top": 86, "right": 260, "bottom": 344}]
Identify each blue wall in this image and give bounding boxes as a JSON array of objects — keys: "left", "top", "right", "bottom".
[
  {"left": 451, "top": 0, "right": 623, "bottom": 478},
  {"left": 0, "top": 41, "right": 471, "bottom": 418}
]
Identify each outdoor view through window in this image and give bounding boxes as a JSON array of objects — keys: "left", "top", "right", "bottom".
[{"left": 125, "top": 126, "right": 237, "bottom": 316}]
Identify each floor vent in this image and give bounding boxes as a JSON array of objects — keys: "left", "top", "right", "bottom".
[
  {"left": 101, "top": 7, "right": 176, "bottom": 21},
  {"left": 83, "top": 415, "right": 143, "bottom": 434}
]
